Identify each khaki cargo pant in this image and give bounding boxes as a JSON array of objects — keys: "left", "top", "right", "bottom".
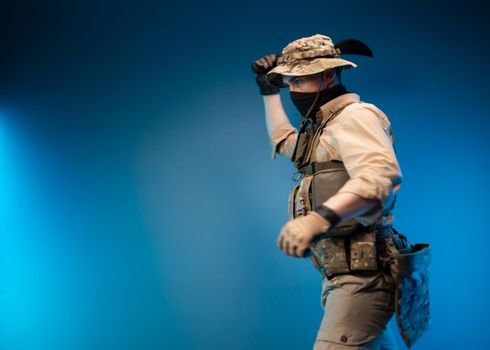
[{"left": 313, "top": 271, "right": 398, "bottom": 350}]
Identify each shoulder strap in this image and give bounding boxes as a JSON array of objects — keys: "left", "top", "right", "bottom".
[{"left": 306, "top": 100, "right": 358, "bottom": 164}]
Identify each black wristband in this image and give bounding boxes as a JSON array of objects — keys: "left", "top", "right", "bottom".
[
  {"left": 260, "top": 85, "right": 280, "bottom": 95},
  {"left": 314, "top": 205, "right": 342, "bottom": 227}
]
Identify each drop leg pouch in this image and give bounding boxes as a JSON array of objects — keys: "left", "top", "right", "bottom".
[{"left": 386, "top": 232, "right": 431, "bottom": 348}]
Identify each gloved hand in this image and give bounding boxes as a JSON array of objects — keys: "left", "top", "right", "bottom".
[
  {"left": 277, "top": 212, "right": 331, "bottom": 258},
  {"left": 251, "top": 53, "right": 281, "bottom": 95}
]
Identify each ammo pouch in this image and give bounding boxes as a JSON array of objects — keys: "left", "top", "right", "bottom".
[{"left": 309, "top": 228, "right": 380, "bottom": 279}]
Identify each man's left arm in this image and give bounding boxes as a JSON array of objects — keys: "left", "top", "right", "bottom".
[
  {"left": 324, "top": 107, "right": 402, "bottom": 225},
  {"left": 277, "top": 107, "right": 402, "bottom": 257}
]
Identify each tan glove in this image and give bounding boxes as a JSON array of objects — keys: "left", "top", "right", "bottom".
[{"left": 277, "top": 212, "right": 331, "bottom": 258}]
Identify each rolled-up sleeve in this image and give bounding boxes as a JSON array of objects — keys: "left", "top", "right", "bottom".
[
  {"left": 270, "top": 122, "right": 298, "bottom": 160},
  {"left": 327, "top": 107, "right": 403, "bottom": 224}
]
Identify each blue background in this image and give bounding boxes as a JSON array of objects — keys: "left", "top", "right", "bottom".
[{"left": 1, "top": 0, "right": 489, "bottom": 349}]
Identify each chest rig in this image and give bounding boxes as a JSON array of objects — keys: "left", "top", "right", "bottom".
[
  {"left": 287, "top": 99, "right": 432, "bottom": 348},
  {"left": 288, "top": 99, "right": 396, "bottom": 279}
]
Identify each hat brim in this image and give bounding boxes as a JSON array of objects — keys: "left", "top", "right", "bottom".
[{"left": 267, "top": 57, "right": 357, "bottom": 77}]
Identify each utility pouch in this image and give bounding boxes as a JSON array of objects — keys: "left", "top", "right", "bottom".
[
  {"left": 292, "top": 127, "right": 315, "bottom": 169},
  {"left": 349, "top": 230, "right": 378, "bottom": 271},
  {"left": 287, "top": 175, "right": 313, "bottom": 219},
  {"left": 287, "top": 185, "right": 300, "bottom": 221},
  {"left": 386, "top": 231, "right": 431, "bottom": 348}
]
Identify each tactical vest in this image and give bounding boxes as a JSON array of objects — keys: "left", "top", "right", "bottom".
[
  {"left": 287, "top": 99, "right": 432, "bottom": 348},
  {"left": 287, "top": 99, "right": 396, "bottom": 278}
]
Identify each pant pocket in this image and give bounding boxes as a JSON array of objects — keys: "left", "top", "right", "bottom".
[{"left": 372, "top": 290, "right": 395, "bottom": 313}]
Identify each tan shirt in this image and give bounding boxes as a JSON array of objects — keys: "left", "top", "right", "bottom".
[{"left": 270, "top": 93, "right": 402, "bottom": 226}]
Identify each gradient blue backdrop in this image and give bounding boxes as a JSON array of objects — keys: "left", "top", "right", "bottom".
[{"left": 1, "top": 0, "right": 489, "bottom": 349}]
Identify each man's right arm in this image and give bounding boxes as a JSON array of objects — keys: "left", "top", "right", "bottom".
[
  {"left": 263, "top": 94, "right": 298, "bottom": 159},
  {"left": 251, "top": 53, "right": 298, "bottom": 159}
]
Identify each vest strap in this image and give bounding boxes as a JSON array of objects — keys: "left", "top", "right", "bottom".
[
  {"left": 306, "top": 100, "right": 358, "bottom": 165},
  {"left": 299, "top": 160, "right": 345, "bottom": 176}
]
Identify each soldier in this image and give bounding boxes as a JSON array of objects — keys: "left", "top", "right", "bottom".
[{"left": 251, "top": 34, "right": 430, "bottom": 349}]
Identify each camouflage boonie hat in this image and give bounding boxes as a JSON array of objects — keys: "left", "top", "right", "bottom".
[{"left": 267, "top": 34, "right": 357, "bottom": 79}]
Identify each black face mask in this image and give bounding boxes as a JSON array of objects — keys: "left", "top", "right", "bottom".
[{"left": 290, "top": 84, "right": 348, "bottom": 121}]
